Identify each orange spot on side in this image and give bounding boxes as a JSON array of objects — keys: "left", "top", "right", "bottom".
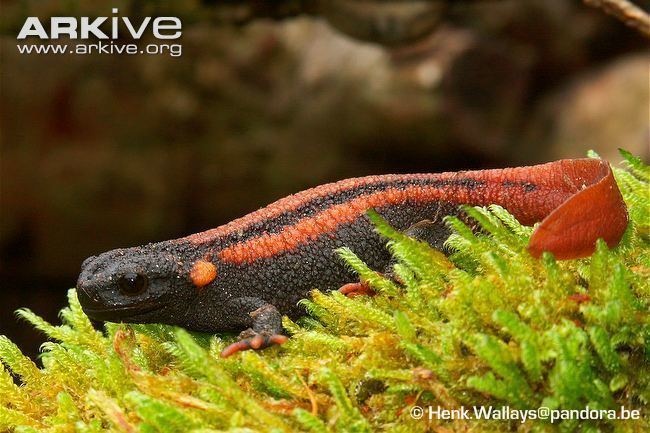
[{"left": 190, "top": 260, "right": 217, "bottom": 287}]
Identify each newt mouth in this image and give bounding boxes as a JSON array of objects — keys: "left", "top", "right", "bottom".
[
  {"left": 77, "top": 287, "right": 166, "bottom": 321},
  {"left": 80, "top": 303, "right": 166, "bottom": 322}
]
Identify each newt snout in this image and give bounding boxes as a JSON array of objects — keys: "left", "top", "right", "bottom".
[{"left": 77, "top": 245, "right": 195, "bottom": 323}]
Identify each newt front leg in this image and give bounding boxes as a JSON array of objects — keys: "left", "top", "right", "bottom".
[{"left": 220, "top": 298, "right": 287, "bottom": 357}]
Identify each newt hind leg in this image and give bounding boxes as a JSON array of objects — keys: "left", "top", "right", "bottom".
[
  {"left": 339, "top": 281, "right": 376, "bottom": 297},
  {"left": 339, "top": 219, "right": 449, "bottom": 297}
]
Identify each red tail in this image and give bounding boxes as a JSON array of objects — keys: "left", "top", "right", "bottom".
[{"left": 527, "top": 159, "right": 628, "bottom": 259}]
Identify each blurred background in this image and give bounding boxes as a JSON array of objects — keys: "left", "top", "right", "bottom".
[{"left": 1, "top": 0, "right": 648, "bottom": 361}]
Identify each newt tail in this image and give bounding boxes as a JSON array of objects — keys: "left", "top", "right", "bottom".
[{"left": 76, "top": 158, "right": 628, "bottom": 356}]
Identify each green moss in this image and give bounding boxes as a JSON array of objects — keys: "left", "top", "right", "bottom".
[{"left": 2, "top": 151, "right": 648, "bottom": 432}]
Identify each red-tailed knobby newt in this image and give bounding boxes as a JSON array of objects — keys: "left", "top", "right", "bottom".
[{"left": 77, "top": 159, "right": 628, "bottom": 357}]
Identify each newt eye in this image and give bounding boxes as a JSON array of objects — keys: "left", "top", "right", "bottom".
[{"left": 117, "top": 272, "right": 148, "bottom": 295}]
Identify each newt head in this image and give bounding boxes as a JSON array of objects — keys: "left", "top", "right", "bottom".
[{"left": 76, "top": 243, "right": 196, "bottom": 324}]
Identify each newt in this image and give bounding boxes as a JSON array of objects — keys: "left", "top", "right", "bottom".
[{"left": 77, "top": 158, "right": 628, "bottom": 356}]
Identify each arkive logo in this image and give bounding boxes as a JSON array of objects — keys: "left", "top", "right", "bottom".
[
  {"left": 16, "top": 8, "right": 182, "bottom": 57},
  {"left": 17, "top": 8, "right": 181, "bottom": 40}
]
